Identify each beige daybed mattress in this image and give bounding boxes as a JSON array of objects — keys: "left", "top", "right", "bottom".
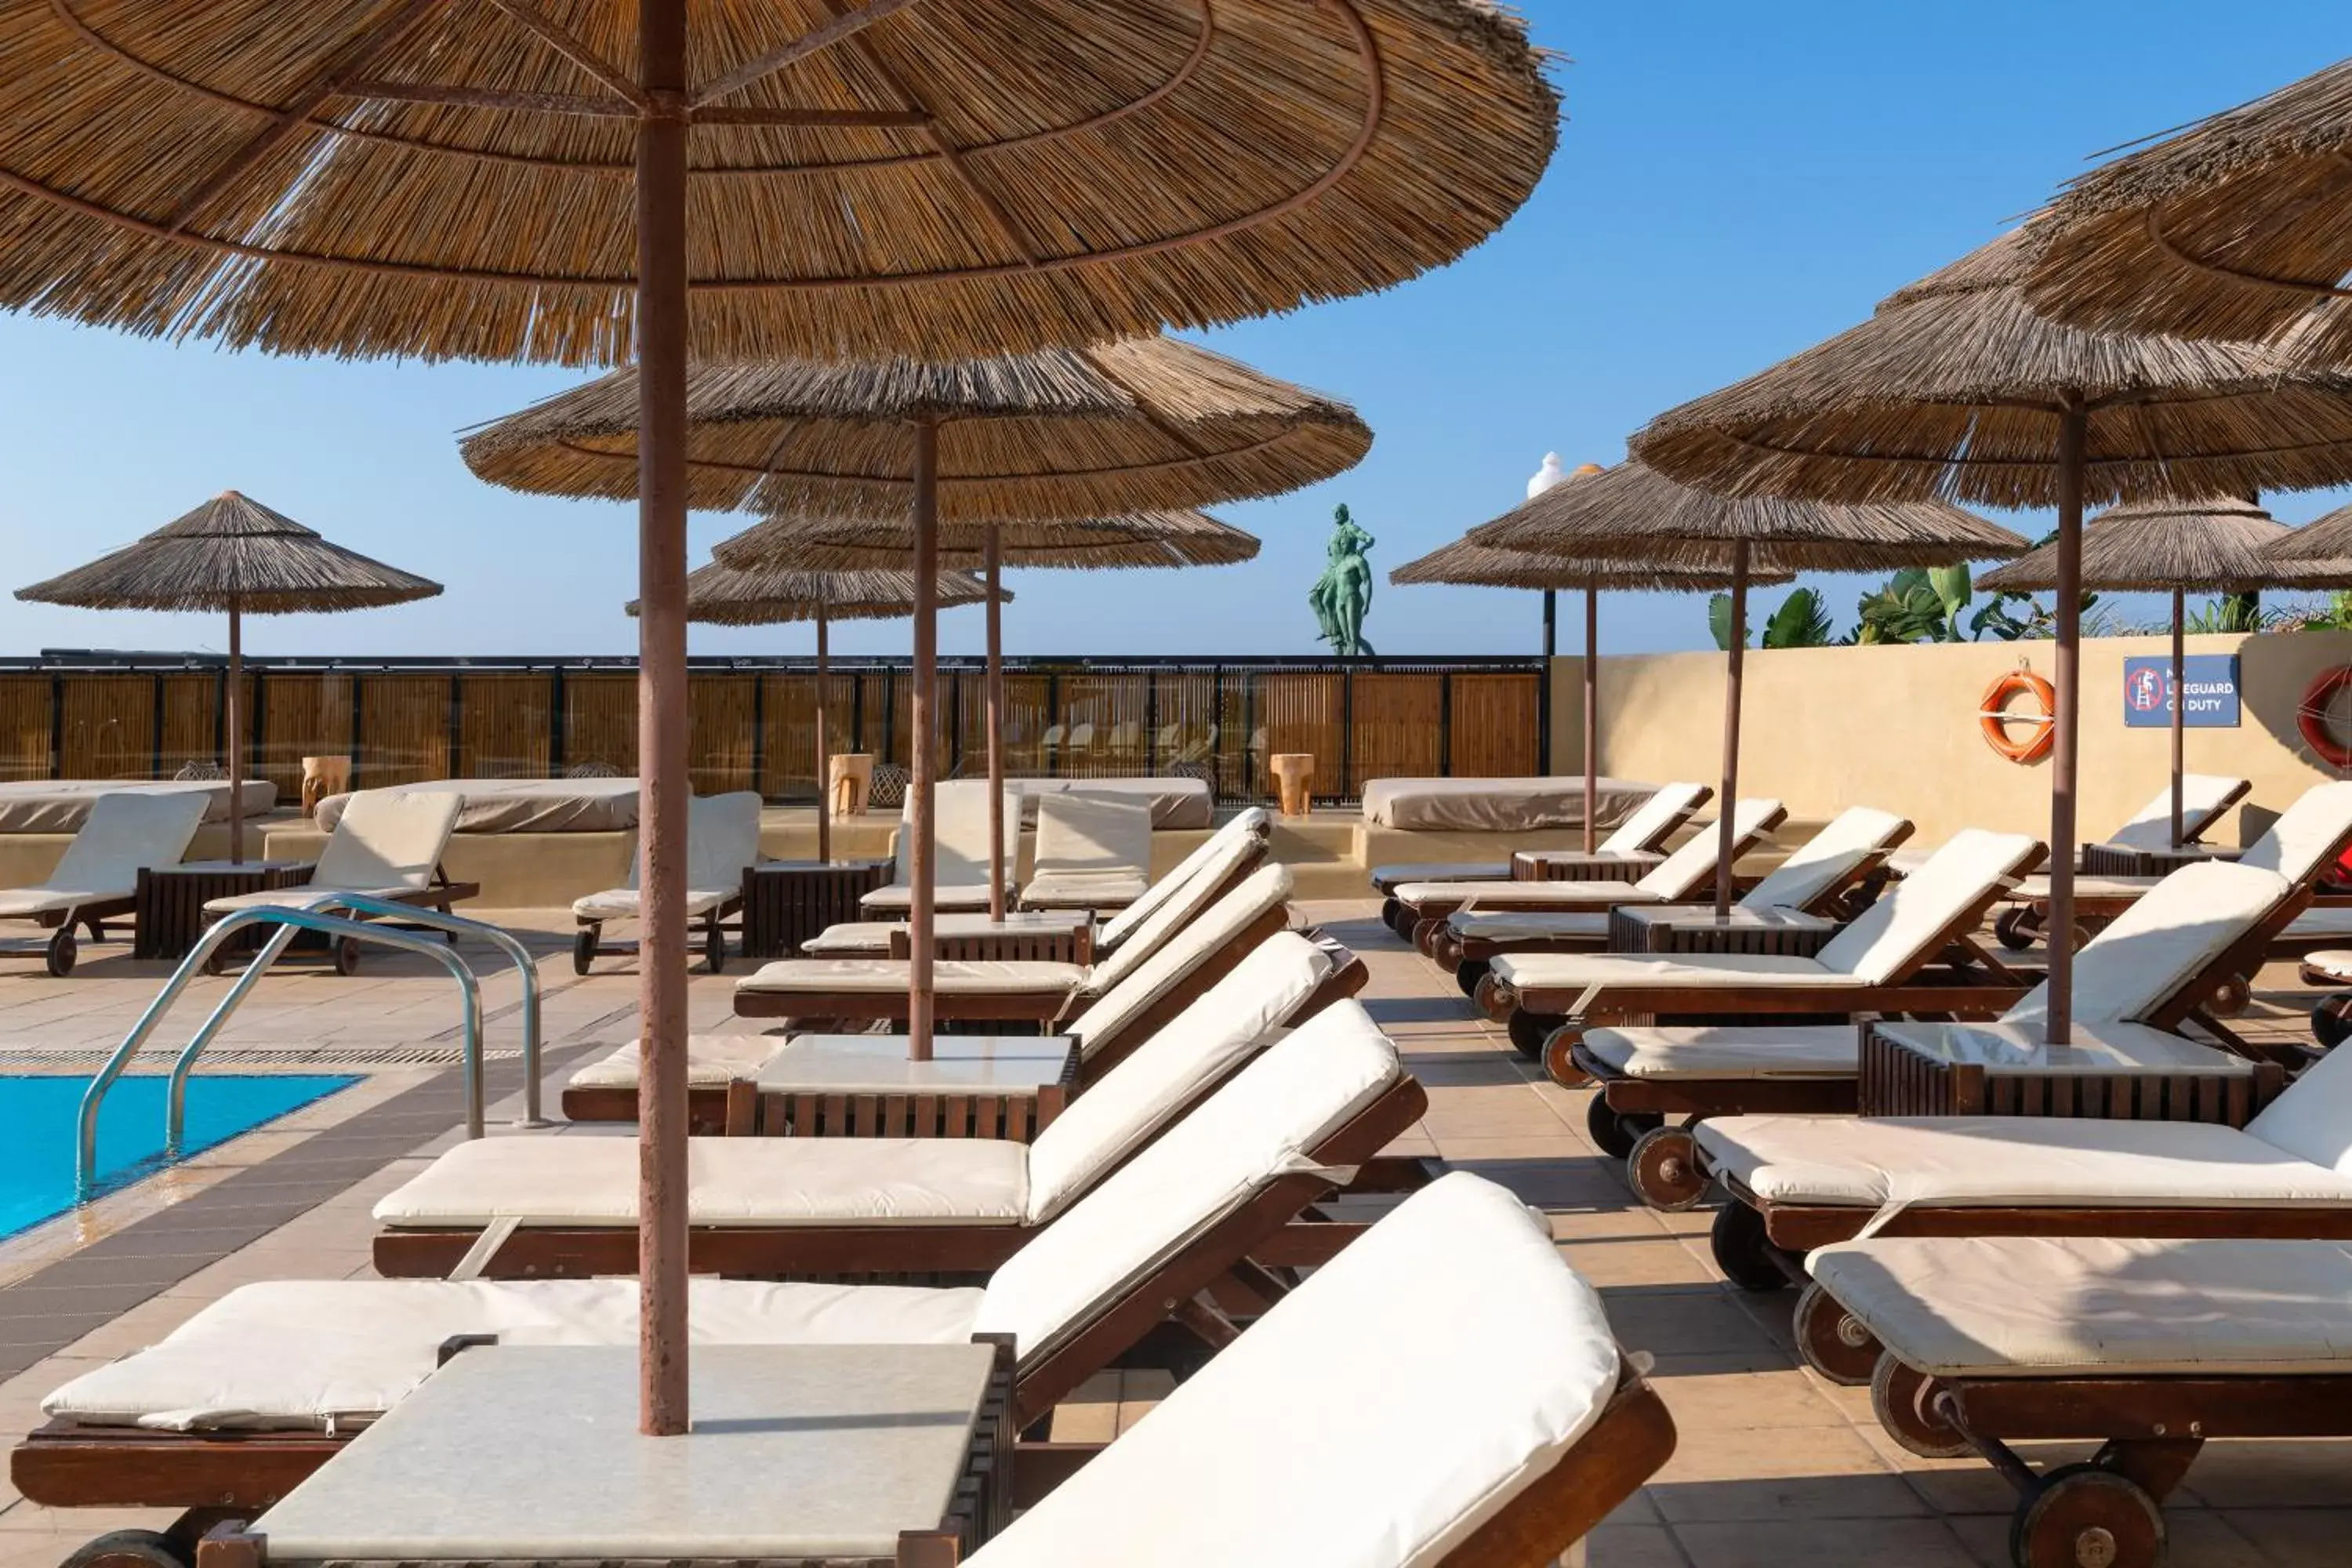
[
  {"left": 1004, "top": 776, "right": 1212, "bottom": 830},
  {"left": 313, "top": 777, "right": 639, "bottom": 834},
  {"left": 0, "top": 779, "right": 278, "bottom": 833},
  {"left": 1359, "top": 776, "right": 1654, "bottom": 833}
]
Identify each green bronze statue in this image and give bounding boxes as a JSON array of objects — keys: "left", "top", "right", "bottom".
[{"left": 1308, "top": 503, "right": 1376, "bottom": 656}]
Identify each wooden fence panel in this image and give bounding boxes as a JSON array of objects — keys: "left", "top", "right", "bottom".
[
  {"left": 757, "top": 672, "right": 855, "bottom": 800},
  {"left": 690, "top": 673, "right": 758, "bottom": 795},
  {"left": 561, "top": 674, "right": 637, "bottom": 777},
  {"left": 255, "top": 673, "right": 355, "bottom": 797},
  {"left": 356, "top": 675, "right": 452, "bottom": 786},
  {"left": 1247, "top": 670, "right": 1344, "bottom": 803},
  {"left": 1347, "top": 672, "right": 1445, "bottom": 795},
  {"left": 157, "top": 674, "right": 220, "bottom": 780},
  {"left": 57, "top": 675, "right": 152, "bottom": 781},
  {"left": 0, "top": 678, "right": 49, "bottom": 781},
  {"left": 1450, "top": 672, "right": 1541, "bottom": 777}
]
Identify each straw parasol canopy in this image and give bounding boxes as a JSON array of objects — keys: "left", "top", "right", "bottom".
[
  {"left": 462, "top": 339, "right": 1373, "bottom": 523},
  {"left": 2264, "top": 495, "right": 2352, "bottom": 562},
  {"left": 16, "top": 490, "right": 440, "bottom": 862},
  {"left": 2023, "top": 57, "right": 2352, "bottom": 363},
  {"left": 1390, "top": 533, "right": 1792, "bottom": 856},
  {"left": 1980, "top": 497, "right": 2352, "bottom": 846},
  {"left": 0, "top": 2, "right": 1559, "bottom": 365},
  {"left": 1628, "top": 226, "right": 2352, "bottom": 1048},
  {"left": 626, "top": 564, "right": 1001, "bottom": 623},
  {"left": 1468, "top": 459, "right": 2024, "bottom": 920},
  {"left": 716, "top": 509, "right": 1261, "bottom": 572}
]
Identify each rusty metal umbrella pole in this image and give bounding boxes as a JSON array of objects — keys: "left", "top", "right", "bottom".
[
  {"left": 985, "top": 526, "right": 1007, "bottom": 923},
  {"left": 815, "top": 589, "right": 832, "bottom": 863},
  {"left": 906, "top": 421, "right": 943, "bottom": 1059}
]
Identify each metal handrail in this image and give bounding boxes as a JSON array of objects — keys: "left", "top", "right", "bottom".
[
  {"left": 74, "top": 908, "right": 490, "bottom": 1197},
  {"left": 286, "top": 892, "right": 545, "bottom": 1127}
]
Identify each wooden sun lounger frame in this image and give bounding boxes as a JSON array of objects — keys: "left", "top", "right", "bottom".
[
  {"left": 572, "top": 874, "right": 750, "bottom": 977},
  {"left": 1862, "top": 1345, "right": 2347, "bottom": 1568},
  {"left": 198, "top": 865, "right": 481, "bottom": 976},
  {"left": 558, "top": 947, "right": 1373, "bottom": 1135},
  {"left": 1427, "top": 818, "right": 1915, "bottom": 985},
  {"left": 18, "top": 1080, "right": 1424, "bottom": 1540},
  {"left": 2, "top": 892, "right": 137, "bottom": 977},
  {"left": 1398, "top": 803, "right": 1782, "bottom": 956},
  {"left": 372, "top": 1071, "right": 1427, "bottom": 1281},
  {"left": 1373, "top": 786, "right": 1711, "bottom": 936}
]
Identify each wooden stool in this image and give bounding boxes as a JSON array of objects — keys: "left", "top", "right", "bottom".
[
  {"left": 299, "top": 755, "right": 351, "bottom": 817},
  {"left": 827, "top": 753, "right": 875, "bottom": 818},
  {"left": 1269, "top": 752, "right": 1316, "bottom": 817}
]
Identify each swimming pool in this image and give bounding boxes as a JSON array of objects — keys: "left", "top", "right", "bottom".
[{"left": 0, "top": 1073, "right": 357, "bottom": 1240}]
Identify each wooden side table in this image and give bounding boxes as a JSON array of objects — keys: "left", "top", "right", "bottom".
[
  {"left": 888, "top": 912, "right": 1093, "bottom": 965},
  {"left": 1269, "top": 752, "right": 1315, "bottom": 816},
  {"left": 740, "top": 858, "right": 894, "bottom": 959},
  {"left": 1513, "top": 848, "right": 1667, "bottom": 883},
  {"left": 752, "top": 1033, "right": 1080, "bottom": 1140},
  {"left": 826, "top": 752, "right": 876, "bottom": 817},
  {"left": 1859, "top": 1018, "right": 2284, "bottom": 1125},
  {"left": 1608, "top": 903, "right": 1838, "bottom": 956},
  {"left": 134, "top": 861, "right": 318, "bottom": 960}
]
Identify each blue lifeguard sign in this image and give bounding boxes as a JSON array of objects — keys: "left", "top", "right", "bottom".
[{"left": 2122, "top": 654, "right": 2240, "bottom": 728}]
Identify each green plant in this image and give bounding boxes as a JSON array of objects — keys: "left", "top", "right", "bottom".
[
  {"left": 1853, "top": 565, "right": 1975, "bottom": 644},
  {"left": 1708, "top": 586, "right": 1841, "bottom": 649},
  {"left": 2181, "top": 592, "right": 2272, "bottom": 633}
]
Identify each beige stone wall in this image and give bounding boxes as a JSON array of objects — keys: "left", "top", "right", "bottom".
[{"left": 1552, "top": 630, "right": 2352, "bottom": 850}]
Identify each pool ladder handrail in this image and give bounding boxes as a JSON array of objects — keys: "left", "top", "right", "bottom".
[{"left": 74, "top": 898, "right": 546, "bottom": 1198}]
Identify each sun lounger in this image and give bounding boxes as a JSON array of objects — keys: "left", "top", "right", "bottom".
[
  {"left": 562, "top": 926, "right": 1367, "bottom": 1131},
  {"left": 1018, "top": 793, "right": 1154, "bottom": 911},
  {"left": 733, "top": 860, "right": 1294, "bottom": 1057},
  {"left": 1479, "top": 826, "right": 2044, "bottom": 1068},
  {"left": 201, "top": 790, "right": 475, "bottom": 973},
  {"left": 1397, "top": 797, "right": 1789, "bottom": 956},
  {"left": 16, "top": 996, "right": 1416, "bottom": 1535},
  {"left": 375, "top": 993, "right": 1421, "bottom": 1281},
  {"left": 1688, "top": 1013, "right": 2352, "bottom": 1323},
  {"left": 569, "top": 791, "right": 760, "bottom": 975},
  {"left": 800, "top": 808, "right": 1269, "bottom": 961},
  {"left": 1895, "top": 771, "right": 2243, "bottom": 884},
  {"left": 1573, "top": 858, "right": 2306, "bottom": 1222},
  {"left": 1807, "top": 1233, "right": 2352, "bottom": 1568},
  {"left": 1993, "top": 779, "right": 2352, "bottom": 954},
  {"left": 1431, "top": 804, "right": 1913, "bottom": 992},
  {"left": 1370, "top": 779, "right": 1710, "bottom": 934},
  {"left": 860, "top": 782, "right": 1022, "bottom": 915},
  {"left": 0, "top": 791, "right": 208, "bottom": 975}
]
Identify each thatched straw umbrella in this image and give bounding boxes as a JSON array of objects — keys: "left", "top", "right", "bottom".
[
  {"left": 0, "top": 1, "right": 1551, "bottom": 1437},
  {"left": 1980, "top": 497, "right": 2352, "bottom": 844},
  {"left": 626, "top": 564, "right": 1003, "bottom": 863},
  {"left": 1389, "top": 536, "right": 1790, "bottom": 853},
  {"left": 722, "top": 510, "right": 1255, "bottom": 907},
  {"left": 2024, "top": 57, "right": 2352, "bottom": 361},
  {"left": 16, "top": 492, "right": 440, "bottom": 863},
  {"left": 467, "top": 342, "right": 1356, "bottom": 1042},
  {"left": 1470, "top": 460, "right": 2026, "bottom": 913},
  {"left": 1632, "top": 227, "right": 2352, "bottom": 1042}
]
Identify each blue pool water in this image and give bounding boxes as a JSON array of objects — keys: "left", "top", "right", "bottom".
[{"left": 0, "top": 1073, "right": 356, "bottom": 1240}]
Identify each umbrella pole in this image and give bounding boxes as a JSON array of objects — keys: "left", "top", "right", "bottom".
[
  {"left": 2169, "top": 586, "right": 2186, "bottom": 848},
  {"left": 1582, "top": 586, "right": 1598, "bottom": 856},
  {"left": 2047, "top": 401, "right": 2089, "bottom": 1047},
  {"left": 815, "top": 590, "right": 831, "bottom": 865},
  {"left": 633, "top": 0, "right": 691, "bottom": 1439},
  {"left": 907, "top": 419, "right": 941, "bottom": 1062},
  {"left": 985, "top": 525, "right": 1007, "bottom": 923},
  {"left": 1715, "top": 545, "right": 1748, "bottom": 919},
  {"left": 226, "top": 601, "right": 244, "bottom": 866}
]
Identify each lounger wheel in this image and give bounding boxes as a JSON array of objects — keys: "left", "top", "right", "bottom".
[
  {"left": 1379, "top": 897, "right": 1410, "bottom": 938},
  {"left": 45, "top": 926, "right": 76, "bottom": 977},
  {"left": 60, "top": 1530, "right": 194, "bottom": 1568},
  {"left": 572, "top": 929, "right": 597, "bottom": 976},
  {"left": 2009, "top": 1465, "right": 2164, "bottom": 1568},
  {"left": 703, "top": 922, "right": 727, "bottom": 975},
  {"left": 1506, "top": 1009, "right": 1553, "bottom": 1061},
  {"left": 1454, "top": 958, "right": 1489, "bottom": 998},
  {"left": 2313, "top": 994, "right": 2352, "bottom": 1050},
  {"left": 2205, "top": 973, "right": 2251, "bottom": 1018},
  {"left": 1792, "top": 1282, "right": 1882, "bottom": 1385},
  {"left": 333, "top": 935, "right": 362, "bottom": 976},
  {"left": 1708, "top": 1202, "right": 1791, "bottom": 1293},
  {"left": 1628, "top": 1126, "right": 1707, "bottom": 1210},
  {"left": 1994, "top": 907, "right": 2039, "bottom": 951},
  {"left": 1584, "top": 1096, "right": 1660, "bottom": 1161},
  {"left": 1869, "top": 1354, "right": 1972, "bottom": 1460}
]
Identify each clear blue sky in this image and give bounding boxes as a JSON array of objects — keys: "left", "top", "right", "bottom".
[{"left": 1, "top": 3, "right": 2345, "bottom": 662}]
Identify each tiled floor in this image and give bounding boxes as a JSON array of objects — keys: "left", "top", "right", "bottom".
[{"left": 0, "top": 900, "right": 2347, "bottom": 1566}]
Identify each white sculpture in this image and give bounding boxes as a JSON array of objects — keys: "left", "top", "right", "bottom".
[{"left": 1526, "top": 451, "right": 1568, "bottom": 499}]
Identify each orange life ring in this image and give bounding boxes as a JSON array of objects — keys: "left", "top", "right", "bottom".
[
  {"left": 1979, "top": 670, "right": 2056, "bottom": 764},
  {"left": 2299, "top": 666, "right": 2352, "bottom": 770}
]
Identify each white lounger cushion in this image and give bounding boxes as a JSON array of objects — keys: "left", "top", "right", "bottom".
[
  {"left": 375, "top": 1136, "right": 1031, "bottom": 1229},
  {"left": 1065, "top": 863, "right": 1293, "bottom": 1057},
  {"left": 862, "top": 782, "right": 1022, "bottom": 913},
  {"left": 1098, "top": 808, "right": 1266, "bottom": 949},
  {"left": 1493, "top": 949, "right": 1858, "bottom": 997},
  {"left": 855, "top": 881, "right": 1005, "bottom": 913},
  {"left": 1809, "top": 1235, "right": 2352, "bottom": 1378},
  {"left": 2103, "top": 775, "right": 2248, "bottom": 855},
  {"left": 1020, "top": 873, "right": 1149, "bottom": 909},
  {"left": 967, "top": 1173, "right": 1620, "bottom": 1568},
  {"left": 1630, "top": 797, "right": 1783, "bottom": 899},
  {"left": 570, "top": 792, "right": 759, "bottom": 920},
  {"left": 1446, "top": 910, "right": 1611, "bottom": 945},
  {"left": 799, "top": 912, "right": 1081, "bottom": 957},
  {"left": 1741, "top": 805, "right": 1908, "bottom": 909},
  {"left": 1810, "top": 828, "right": 2041, "bottom": 985},
  {"left": 1695, "top": 1113, "right": 2352, "bottom": 1211},
  {"left": 1028, "top": 793, "right": 1152, "bottom": 880},
  {"left": 733, "top": 957, "right": 1083, "bottom": 997},
  {"left": 40, "top": 1277, "right": 984, "bottom": 1433},
  {"left": 1079, "top": 832, "right": 1265, "bottom": 996},
  {"left": 1399, "top": 877, "right": 1657, "bottom": 909},
  {"left": 312, "top": 789, "right": 463, "bottom": 891},
  {"left": 1581, "top": 1025, "right": 1860, "bottom": 1081},
  {"left": 2007, "top": 860, "right": 2289, "bottom": 1026},
  {"left": 570, "top": 887, "right": 735, "bottom": 920},
  {"left": 567, "top": 1033, "right": 782, "bottom": 1091},
  {"left": 975, "top": 998, "right": 1397, "bottom": 1357},
  {"left": 1602, "top": 780, "right": 1709, "bottom": 855},
  {"left": 0, "top": 790, "right": 209, "bottom": 916},
  {"left": 2023, "top": 780, "right": 2352, "bottom": 902},
  {"left": 2241, "top": 1016, "right": 2352, "bottom": 1175}
]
